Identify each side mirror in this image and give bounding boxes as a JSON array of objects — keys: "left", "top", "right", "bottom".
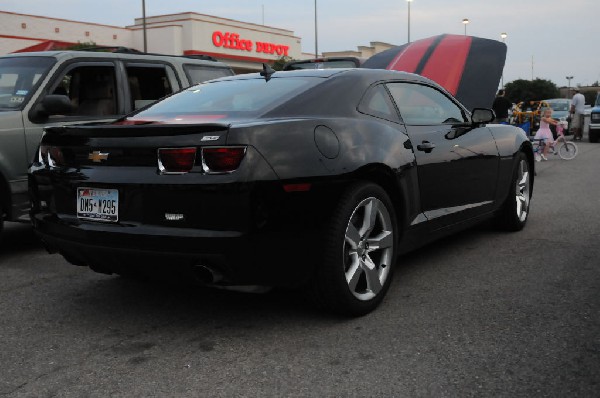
[
  {"left": 42, "top": 94, "right": 73, "bottom": 116},
  {"left": 471, "top": 108, "right": 494, "bottom": 124}
]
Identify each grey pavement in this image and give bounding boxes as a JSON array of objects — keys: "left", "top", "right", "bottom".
[{"left": 1, "top": 139, "right": 599, "bottom": 397}]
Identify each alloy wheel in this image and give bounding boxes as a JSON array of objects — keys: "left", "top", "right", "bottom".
[
  {"left": 515, "top": 159, "right": 530, "bottom": 222},
  {"left": 343, "top": 197, "right": 394, "bottom": 301}
]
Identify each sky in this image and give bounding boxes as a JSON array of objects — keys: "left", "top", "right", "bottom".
[{"left": 2, "top": 0, "right": 599, "bottom": 88}]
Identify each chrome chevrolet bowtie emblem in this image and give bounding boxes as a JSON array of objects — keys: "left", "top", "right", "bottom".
[{"left": 88, "top": 151, "right": 109, "bottom": 162}]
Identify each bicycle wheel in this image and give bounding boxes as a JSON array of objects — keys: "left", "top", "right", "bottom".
[{"left": 558, "top": 142, "right": 578, "bottom": 160}]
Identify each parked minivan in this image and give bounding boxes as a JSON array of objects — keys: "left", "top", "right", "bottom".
[{"left": 0, "top": 49, "right": 233, "bottom": 239}]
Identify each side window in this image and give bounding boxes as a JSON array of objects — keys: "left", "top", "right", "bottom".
[
  {"left": 183, "top": 65, "right": 233, "bottom": 85},
  {"left": 358, "top": 84, "right": 400, "bottom": 123},
  {"left": 387, "top": 83, "right": 466, "bottom": 125},
  {"left": 51, "top": 64, "right": 118, "bottom": 117},
  {"left": 126, "top": 64, "right": 175, "bottom": 110}
]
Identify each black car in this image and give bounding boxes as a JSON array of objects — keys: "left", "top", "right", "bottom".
[{"left": 29, "top": 68, "right": 534, "bottom": 316}]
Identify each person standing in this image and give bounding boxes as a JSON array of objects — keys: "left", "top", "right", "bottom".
[
  {"left": 492, "top": 89, "right": 512, "bottom": 123},
  {"left": 570, "top": 88, "right": 586, "bottom": 140}
]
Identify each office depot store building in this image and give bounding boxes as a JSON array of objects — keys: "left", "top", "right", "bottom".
[{"left": 0, "top": 11, "right": 305, "bottom": 73}]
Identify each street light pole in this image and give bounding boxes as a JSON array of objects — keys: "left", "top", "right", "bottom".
[
  {"left": 142, "top": 0, "right": 147, "bottom": 52},
  {"left": 462, "top": 18, "right": 470, "bottom": 36},
  {"left": 500, "top": 32, "right": 507, "bottom": 87},
  {"left": 314, "top": 0, "right": 318, "bottom": 58},
  {"left": 566, "top": 76, "right": 574, "bottom": 98},
  {"left": 407, "top": 0, "right": 413, "bottom": 43}
]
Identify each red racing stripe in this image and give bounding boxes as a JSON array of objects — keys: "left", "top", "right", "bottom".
[
  {"left": 387, "top": 36, "right": 437, "bottom": 73},
  {"left": 419, "top": 35, "right": 472, "bottom": 95}
]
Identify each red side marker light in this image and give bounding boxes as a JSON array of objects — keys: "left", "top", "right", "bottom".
[
  {"left": 158, "top": 147, "right": 197, "bottom": 174},
  {"left": 283, "top": 183, "right": 312, "bottom": 193}
]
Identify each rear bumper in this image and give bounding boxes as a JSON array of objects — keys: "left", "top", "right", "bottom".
[{"left": 32, "top": 209, "right": 317, "bottom": 288}]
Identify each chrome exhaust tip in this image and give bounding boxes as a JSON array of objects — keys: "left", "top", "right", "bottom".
[{"left": 192, "top": 264, "right": 224, "bottom": 284}]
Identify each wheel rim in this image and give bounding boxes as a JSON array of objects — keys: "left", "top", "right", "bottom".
[
  {"left": 558, "top": 142, "right": 578, "bottom": 160},
  {"left": 343, "top": 197, "right": 394, "bottom": 301},
  {"left": 515, "top": 159, "right": 530, "bottom": 222}
]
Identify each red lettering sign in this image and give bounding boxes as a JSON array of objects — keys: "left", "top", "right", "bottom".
[
  {"left": 256, "top": 41, "right": 289, "bottom": 57},
  {"left": 212, "top": 31, "right": 289, "bottom": 57}
]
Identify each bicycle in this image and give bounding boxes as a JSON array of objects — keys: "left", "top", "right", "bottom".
[{"left": 531, "top": 121, "right": 578, "bottom": 161}]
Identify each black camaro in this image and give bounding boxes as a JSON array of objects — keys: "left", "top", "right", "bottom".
[{"left": 29, "top": 68, "right": 534, "bottom": 315}]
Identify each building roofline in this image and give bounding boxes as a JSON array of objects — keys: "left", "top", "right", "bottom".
[
  {"left": 133, "top": 11, "right": 294, "bottom": 34},
  {"left": 128, "top": 16, "right": 301, "bottom": 40},
  {"left": 0, "top": 10, "right": 128, "bottom": 30}
]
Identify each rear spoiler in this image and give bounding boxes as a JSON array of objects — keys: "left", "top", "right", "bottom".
[{"left": 283, "top": 57, "right": 363, "bottom": 71}]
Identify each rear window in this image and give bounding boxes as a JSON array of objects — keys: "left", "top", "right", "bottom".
[
  {"left": 183, "top": 65, "right": 233, "bottom": 85},
  {"left": 0, "top": 56, "right": 56, "bottom": 110},
  {"left": 128, "top": 76, "right": 321, "bottom": 121},
  {"left": 284, "top": 59, "right": 360, "bottom": 71}
]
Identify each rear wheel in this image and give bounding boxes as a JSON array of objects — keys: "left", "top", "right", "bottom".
[
  {"left": 558, "top": 142, "right": 578, "bottom": 160},
  {"left": 309, "top": 182, "right": 398, "bottom": 316},
  {"left": 0, "top": 200, "right": 5, "bottom": 245},
  {"left": 496, "top": 152, "right": 531, "bottom": 231}
]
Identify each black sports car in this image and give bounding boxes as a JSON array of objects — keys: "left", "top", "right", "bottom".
[{"left": 29, "top": 68, "right": 534, "bottom": 315}]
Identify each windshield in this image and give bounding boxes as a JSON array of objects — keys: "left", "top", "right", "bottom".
[
  {"left": 127, "top": 76, "right": 321, "bottom": 123},
  {"left": 547, "top": 101, "right": 570, "bottom": 112},
  {"left": 0, "top": 57, "right": 56, "bottom": 110}
]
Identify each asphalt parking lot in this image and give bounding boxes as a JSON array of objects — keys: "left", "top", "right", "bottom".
[{"left": 1, "top": 139, "right": 599, "bottom": 397}]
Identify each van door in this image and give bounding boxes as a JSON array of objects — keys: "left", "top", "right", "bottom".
[
  {"left": 24, "top": 61, "right": 122, "bottom": 165},
  {"left": 0, "top": 56, "right": 56, "bottom": 221}
]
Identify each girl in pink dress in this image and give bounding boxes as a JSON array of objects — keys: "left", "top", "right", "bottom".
[{"left": 534, "top": 108, "right": 559, "bottom": 161}]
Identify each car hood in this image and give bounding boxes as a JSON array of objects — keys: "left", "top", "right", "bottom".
[{"left": 363, "top": 34, "right": 506, "bottom": 111}]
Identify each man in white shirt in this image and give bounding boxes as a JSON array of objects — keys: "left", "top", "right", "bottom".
[{"left": 570, "top": 88, "right": 586, "bottom": 140}]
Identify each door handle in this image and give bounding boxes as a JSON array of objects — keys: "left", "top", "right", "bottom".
[{"left": 417, "top": 141, "right": 436, "bottom": 153}]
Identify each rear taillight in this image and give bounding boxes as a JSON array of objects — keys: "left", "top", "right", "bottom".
[
  {"left": 157, "top": 147, "right": 197, "bottom": 174},
  {"left": 38, "top": 145, "right": 65, "bottom": 167},
  {"left": 202, "top": 147, "right": 246, "bottom": 174}
]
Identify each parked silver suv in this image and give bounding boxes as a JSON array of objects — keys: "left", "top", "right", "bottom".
[{"left": 0, "top": 49, "right": 233, "bottom": 239}]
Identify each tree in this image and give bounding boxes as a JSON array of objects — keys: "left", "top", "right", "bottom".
[
  {"left": 504, "top": 78, "right": 560, "bottom": 104},
  {"left": 584, "top": 90, "right": 598, "bottom": 105},
  {"left": 272, "top": 56, "right": 293, "bottom": 71}
]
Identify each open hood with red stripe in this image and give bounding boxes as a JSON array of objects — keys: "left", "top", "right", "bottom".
[{"left": 363, "top": 34, "right": 506, "bottom": 111}]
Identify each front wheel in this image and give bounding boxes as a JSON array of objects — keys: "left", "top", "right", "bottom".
[
  {"left": 495, "top": 152, "right": 532, "bottom": 231},
  {"left": 309, "top": 182, "right": 398, "bottom": 316},
  {"left": 558, "top": 141, "right": 578, "bottom": 160}
]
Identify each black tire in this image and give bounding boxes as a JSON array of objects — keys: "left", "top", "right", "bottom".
[
  {"left": 496, "top": 152, "right": 532, "bottom": 231},
  {"left": 589, "top": 129, "right": 599, "bottom": 143},
  {"left": 309, "top": 182, "right": 398, "bottom": 316},
  {"left": 0, "top": 202, "right": 5, "bottom": 246}
]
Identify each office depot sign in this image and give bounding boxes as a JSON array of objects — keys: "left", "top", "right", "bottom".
[{"left": 212, "top": 31, "right": 290, "bottom": 57}]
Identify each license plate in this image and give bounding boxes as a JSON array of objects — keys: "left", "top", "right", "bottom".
[{"left": 77, "top": 188, "right": 119, "bottom": 222}]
